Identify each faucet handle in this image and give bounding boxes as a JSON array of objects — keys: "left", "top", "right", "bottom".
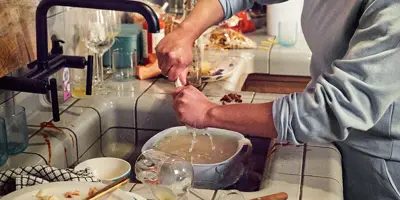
[
  {"left": 86, "top": 55, "right": 94, "bottom": 95},
  {"left": 49, "top": 78, "right": 60, "bottom": 122}
]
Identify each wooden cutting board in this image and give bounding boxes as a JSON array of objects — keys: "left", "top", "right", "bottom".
[{"left": 0, "top": 0, "right": 40, "bottom": 78}]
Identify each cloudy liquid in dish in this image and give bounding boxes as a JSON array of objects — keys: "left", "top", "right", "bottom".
[{"left": 155, "top": 133, "right": 238, "bottom": 164}]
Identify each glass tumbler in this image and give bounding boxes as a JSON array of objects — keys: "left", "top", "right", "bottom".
[
  {"left": 0, "top": 106, "right": 28, "bottom": 155},
  {"left": 278, "top": 21, "right": 298, "bottom": 47},
  {"left": 112, "top": 49, "right": 137, "bottom": 82},
  {"left": 135, "top": 149, "right": 194, "bottom": 200},
  {"left": 0, "top": 118, "right": 8, "bottom": 166}
]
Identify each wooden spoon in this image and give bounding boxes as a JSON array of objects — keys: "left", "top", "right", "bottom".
[{"left": 250, "top": 192, "right": 288, "bottom": 200}]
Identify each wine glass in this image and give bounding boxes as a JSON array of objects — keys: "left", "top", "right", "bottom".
[
  {"left": 80, "top": 9, "right": 115, "bottom": 94},
  {"left": 104, "top": 10, "right": 121, "bottom": 75},
  {"left": 135, "top": 149, "right": 194, "bottom": 200}
]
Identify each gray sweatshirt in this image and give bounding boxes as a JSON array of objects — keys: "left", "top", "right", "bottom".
[{"left": 217, "top": 0, "right": 400, "bottom": 199}]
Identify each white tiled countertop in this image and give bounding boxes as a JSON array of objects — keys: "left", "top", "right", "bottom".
[{"left": 0, "top": 38, "right": 343, "bottom": 200}]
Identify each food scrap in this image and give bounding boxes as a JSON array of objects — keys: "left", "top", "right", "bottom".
[
  {"left": 35, "top": 190, "right": 60, "bottom": 200},
  {"left": 220, "top": 93, "right": 243, "bottom": 104},
  {"left": 206, "top": 28, "right": 257, "bottom": 49},
  {"left": 64, "top": 190, "right": 80, "bottom": 198},
  {"left": 88, "top": 187, "right": 98, "bottom": 197}
]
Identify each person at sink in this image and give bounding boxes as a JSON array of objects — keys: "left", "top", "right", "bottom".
[{"left": 156, "top": 0, "right": 400, "bottom": 199}]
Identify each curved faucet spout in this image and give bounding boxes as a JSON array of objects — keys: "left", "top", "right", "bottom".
[{"left": 36, "top": 0, "right": 160, "bottom": 68}]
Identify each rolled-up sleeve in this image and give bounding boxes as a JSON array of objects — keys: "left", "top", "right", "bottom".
[
  {"left": 218, "top": 0, "right": 286, "bottom": 20},
  {"left": 272, "top": 2, "right": 400, "bottom": 145}
]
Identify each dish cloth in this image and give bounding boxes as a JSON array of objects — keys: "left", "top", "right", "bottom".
[{"left": 0, "top": 165, "right": 100, "bottom": 195}]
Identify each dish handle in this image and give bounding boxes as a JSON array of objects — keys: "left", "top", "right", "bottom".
[{"left": 238, "top": 138, "right": 253, "bottom": 160}]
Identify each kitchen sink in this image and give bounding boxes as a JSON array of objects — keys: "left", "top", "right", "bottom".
[{"left": 3, "top": 77, "right": 275, "bottom": 192}]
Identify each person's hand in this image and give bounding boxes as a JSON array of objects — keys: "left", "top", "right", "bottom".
[
  {"left": 156, "top": 26, "right": 195, "bottom": 83},
  {"left": 172, "top": 86, "right": 218, "bottom": 128}
]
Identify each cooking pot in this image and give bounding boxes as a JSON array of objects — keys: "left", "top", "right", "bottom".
[{"left": 141, "top": 126, "right": 252, "bottom": 189}]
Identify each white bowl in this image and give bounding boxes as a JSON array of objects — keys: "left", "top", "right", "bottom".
[
  {"left": 142, "top": 126, "right": 252, "bottom": 189},
  {"left": 74, "top": 157, "right": 131, "bottom": 182}
]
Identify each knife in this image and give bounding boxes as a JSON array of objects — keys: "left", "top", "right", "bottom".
[{"left": 250, "top": 192, "right": 288, "bottom": 200}]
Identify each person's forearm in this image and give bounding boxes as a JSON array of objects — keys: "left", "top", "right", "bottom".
[
  {"left": 179, "top": 0, "right": 224, "bottom": 40},
  {"left": 206, "top": 102, "right": 277, "bottom": 138}
]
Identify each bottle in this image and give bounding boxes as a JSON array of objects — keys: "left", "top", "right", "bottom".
[
  {"left": 142, "top": 16, "right": 165, "bottom": 64},
  {"left": 46, "top": 36, "right": 71, "bottom": 104}
]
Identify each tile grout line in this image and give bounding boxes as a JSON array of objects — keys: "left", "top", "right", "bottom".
[
  {"left": 22, "top": 152, "right": 49, "bottom": 165},
  {"left": 306, "top": 144, "right": 341, "bottom": 155},
  {"left": 28, "top": 99, "right": 80, "bottom": 139},
  {"left": 129, "top": 78, "right": 160, "bottom": 163},
  {"left": 302, "top": 174, "right": 343, "bottom": 187},
  {"left": 299, "top": 144, "right": 307, "bottom": 200}
]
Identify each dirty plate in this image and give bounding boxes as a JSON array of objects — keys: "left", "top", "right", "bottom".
[
  {"left": 201, "top": 56, "right": 242, "bottom": 82},
  {"left": 1, "top": 181, "right": 146, "bottom": 200}
]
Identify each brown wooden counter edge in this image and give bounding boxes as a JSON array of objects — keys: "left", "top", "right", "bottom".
[{"left": 250, "top": 192, "right": 288, "bottom": 200}]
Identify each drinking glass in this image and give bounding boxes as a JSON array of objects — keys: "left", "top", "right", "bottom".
[
  {"left": 0, "top": 118, "right": 8, "bottom": 166},
  {"left": 0, "top": 106, "right": 28, "bottom": 155},
  {"left": 135, "top": 149, "right": 194, "bottom": 200},
  {"left": 104, "top": 10, "right": 122, "bottom": 75},
  {"left": 112, "top": 49, "right": 137, "bottom": 82},
  {"left": 80, "top": 9, "right": 115, "bottom": 95},
  {"left": 278, "top": 21, "right": 298, "bottom": 47}
]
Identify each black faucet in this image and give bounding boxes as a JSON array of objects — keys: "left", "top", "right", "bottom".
[{"left": 0, "top": 0, "right": 160, "bottom": 122}]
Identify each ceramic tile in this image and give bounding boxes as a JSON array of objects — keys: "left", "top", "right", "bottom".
[
  {"left": 254, "top": 93, "right": 287, "bottom": 100},
  {"left": 121, "top": 183, "right": 136, "bottom": 192},
  {"left": 146, "top": 78, "right": 176, "bottom": 94},
  {"left": 78, "top": 139, "right": 102, "bottom": 164},
  {"left": 252, "top": 99, "right": 274, "bottom": 104},
  {"left": 216, "top": 173, "right": 301, "bottom": 200},
  {"left": 130, "top": 184, "right": 156, "bottom": 199},
  {"left": 101, "top": 128, "right": 136, "bottom": 160},
  {"left": 25, "top": 133, "right": 69, "bottom": 169},
  {"left": 304, "top": 146, "right": 342, "bottom": 185},
  {"left": 36, "top": 127, "right": 78, "bottom": 168},
  {"left": 0, "top": 153, "right": 47, "bottom": 171},
  {"left": 54, "top": 107, "right": 101, "bottom": 158},
  {"left": 131, "top": 184, "right": 215, "bottom": 200},
  {"left": 302, "top": 176, "right": 343, "bottom": 200},
  {"left": 267, "top": 144, "right": 303, "bottom": 175},
  {"left": 9, "top": 93, "right": 72, "bottom": 126},
  {"left": 74, "top": 79, "right": 155, "bottom": 130},
  {"left": 136, "top": 94, "right": 179, "bottom": 130},
  {"left": 307, "top": 142, "right": 340, "bottom": 153}
]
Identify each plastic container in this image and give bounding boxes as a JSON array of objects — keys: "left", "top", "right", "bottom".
[{"left": 142, "top": 18, "right": 165, "bottom": 64}]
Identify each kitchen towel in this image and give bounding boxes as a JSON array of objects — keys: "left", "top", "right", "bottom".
[{"left": 0, "top": 165, "right": 100, "bottom": 195}]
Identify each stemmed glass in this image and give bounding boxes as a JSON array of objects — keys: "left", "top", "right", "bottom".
[
  {"left": 105, "top": 10, "right": 121, "bottom": 75},
  {"left": 135, "top": 149, "right": 194, "bottom": 200},
  {"left": 80, "top": 9, "right": 115, "bottom": 95}
]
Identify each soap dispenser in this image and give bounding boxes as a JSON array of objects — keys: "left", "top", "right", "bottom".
[{"left": 45, "top": 35, "right": 72, "bottom": 105}]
